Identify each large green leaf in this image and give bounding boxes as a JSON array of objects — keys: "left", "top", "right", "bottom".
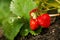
[
  {"left": 2, "top": 17, "right": 24, "bottom": 40},
  {"left": 10, "top": 0, "right": 37, "bottom": 20},
  {"left": 0, "top": 0, "right": 11, "bottom": 17},
  {"left": 0, "top": 0, "right": 11, "bottom": 26}
]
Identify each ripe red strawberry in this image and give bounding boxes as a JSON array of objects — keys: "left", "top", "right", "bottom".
[
  {"left": 37, "top": 14, "right": 50, "bottom": 28},
  {"left": 30, "top": 18, "right": 38, "bottom": 30}
]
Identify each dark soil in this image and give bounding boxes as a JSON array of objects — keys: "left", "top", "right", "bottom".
[{"left": 14, "top": 16, "right": 60, "bottom": 40}]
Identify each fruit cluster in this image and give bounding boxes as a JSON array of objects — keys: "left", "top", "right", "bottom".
[{"left": 30, "top": 8, "right": 51, "bottom": 30}]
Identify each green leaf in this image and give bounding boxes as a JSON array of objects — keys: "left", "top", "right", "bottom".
[
  {"left": 10, "top": 0, "right": 37, "bottom": 20},
  {"left": 20, "top": 23, "right": 30, "bottom": 36},
  {"left": 30, "top": 27, "right": 42, "bottom": 35},
  {"left": 2, "top": 17, "right": 24, "bottom": 40},
  {"left": 0, "top": 0, "right": 11, "bottom": 26},
  {"left": 19, "top": 18, "right": 30, "bottom": 36},
  {"left": 0, "top": 0, "right": 11, "bottom": 17}
]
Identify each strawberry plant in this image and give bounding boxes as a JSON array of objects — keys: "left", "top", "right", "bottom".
[{"left": 0, "top": 0, "right": 60, "bottom": 40}]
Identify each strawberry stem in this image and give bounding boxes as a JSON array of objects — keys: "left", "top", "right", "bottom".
[{"left": 49, "top": 13, "right": 60, "bottom": 17}]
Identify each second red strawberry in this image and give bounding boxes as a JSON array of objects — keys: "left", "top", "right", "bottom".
[
  {"left": 37, "top": 14, "right": 51, "bottom": 28},
  {"left": 30, "top": 18, "right": 39, "bottom": 30}
]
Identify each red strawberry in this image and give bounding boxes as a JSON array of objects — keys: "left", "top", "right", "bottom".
[
  {"left": 30, "top": 18, "right": 38, "bottom": 30},
  {"left": 37, "top": 14, "right": 50, "bottom": 28}
]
